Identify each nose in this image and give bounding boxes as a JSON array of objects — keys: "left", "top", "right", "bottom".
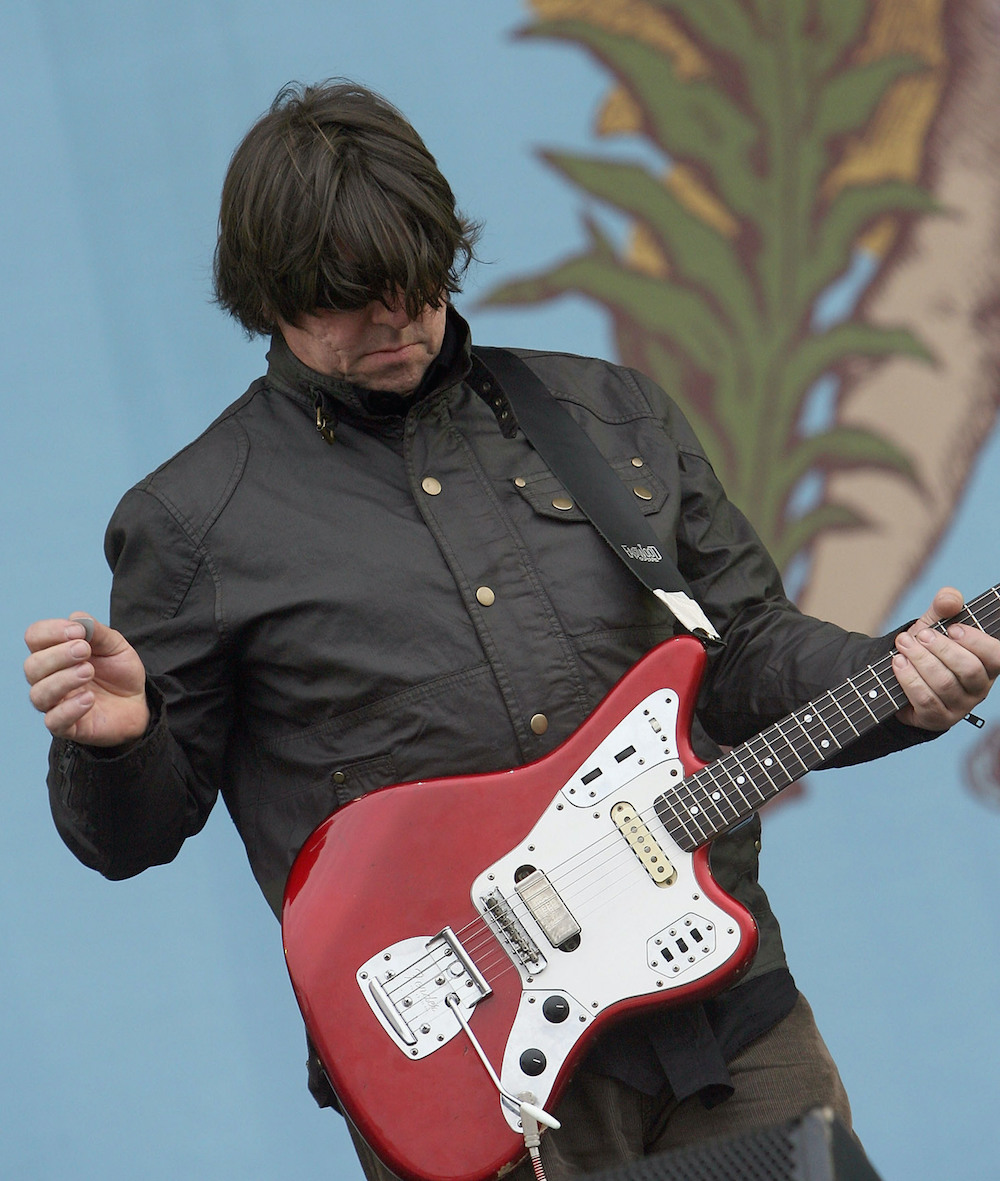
[{"left": 370, "top": 294, "right": 412, "bottom": 329}]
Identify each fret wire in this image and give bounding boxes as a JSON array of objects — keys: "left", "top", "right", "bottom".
[
  {"left": 655, "top": 786, "right": 698, "bottom": 843},
  {"left": 707, "top": 763, "right": 747, "bottom": 828},
  {"left": 787, "top": 711, "right": 824, "bottom": 762},
  {"left": 870, "top": 662, "right": 905, "bottom": 713},
  {"left": 656, "top": 783, "right": 705, "bottom": 848},
  {"left": 761, "top": 722, "right": 810, "bottom": 780},
  {"left": 850, "top": 666, "right": 897, "bottom": 724},
  {"left": 846, "top": 674, "right": 880, "bottom": 724},
  {"left": 690, "top": 764, "right": 736, "bottom": 829},
  {"left": 813, "top": 695, "right": 851, "bottom": 748},
  {"left": 770, "top": 716, "right": 813, "bottom": 776},
  {"left": 740, "top": 736, "right": 783, "bottom": 796},
  {"left": 746, "top": 733, "right": 795, "bottom": 800},
  {"left": 817, "top": 680, "right": 864, "bottom": 732},
  {"left": 793, "top": 703, "right": 826, "bottom": 760},
  {"left": 713, "top": 759, "right": 756, "bottom": 817},
  {"left": 657, "top": 583, "right": 1000, "bottom": 852},
  {"left": 796, "top": 698, "right": 840, "bottom": 760},
  {"left": 722, "top": 746, "right": 769, "bottom": 803},
  {"left": 667, "top": 774, "right": 713, "bottom": 841}
]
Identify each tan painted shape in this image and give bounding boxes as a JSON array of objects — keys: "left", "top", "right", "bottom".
[
  {"left": 824, "top": 0, "right": 947, "bottom": 200},
  {"left": 801, "top": 1, "right": 1000, "bottom": 631},
  {"left": 529, "top": 0, "right": 709, "bottom": 79}
]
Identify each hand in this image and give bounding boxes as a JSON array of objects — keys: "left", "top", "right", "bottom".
[
  {"left": 24, "top": 614, "right": 150, "bottom": 746},
  {"left": 893, "top": 587, "right": 1000, "bottom": 731}
]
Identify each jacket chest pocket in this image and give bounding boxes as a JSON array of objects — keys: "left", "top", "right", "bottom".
[{"left": 513, "top": 458, "right": 669, "bottom": 522}]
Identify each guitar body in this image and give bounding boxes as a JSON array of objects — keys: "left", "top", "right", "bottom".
[{"left": 283, "top": 635, "right": 759, "bottom": 1181}]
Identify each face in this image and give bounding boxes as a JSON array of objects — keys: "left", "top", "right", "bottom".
[{"left": 277, "top": 297, "right": 447, "bottom": 396}]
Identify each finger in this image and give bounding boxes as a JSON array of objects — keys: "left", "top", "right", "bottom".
[
  {"left": 907, "top": 586, "right": 964, "bottom": 635},
  {"left": 894, "top": 626, "right": 996, "bottom": 730},
  {"left": 896, "top": 631, "right": 991, "bottom": 716},
  {"left": 944, "top": 623, "right": 1000, "bottom": 681},
  {"left": 25, "top": 615, "right": 99, "bottom": 654},
  {"left": 898, "top": 628, "right": 989, "bottom": 696},
  {"left": 42, "top": 688, "right": 97, "bottom": 739},
  {"left": 892, "top": 647, "right": 951, "bottom": 729},
  {"left": 24, "top": 637, "right": 94, "bottom": 689},
  {"left": 28, "top": 661, "right": 95, "bottom": 714}
]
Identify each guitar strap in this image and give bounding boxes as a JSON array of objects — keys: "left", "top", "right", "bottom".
[{"left": 471, "top": 347, "right": 723, "bottom": 645}]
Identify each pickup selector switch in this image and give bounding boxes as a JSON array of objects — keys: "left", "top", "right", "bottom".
[
  {"left": 519, "top": 1048, "right": 547, "bottom": 1076},
  {"left": 542, "top": 995, "right": 570, "bottom": 1023}
]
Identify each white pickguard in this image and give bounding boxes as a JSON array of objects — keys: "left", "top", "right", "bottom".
[{"left": 470, "top": 688, "right": 744, "bottom": 1130}]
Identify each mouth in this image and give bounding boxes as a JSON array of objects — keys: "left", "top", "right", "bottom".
[{"left": 367, "top": 341, "right": 420, "bottom": 361}]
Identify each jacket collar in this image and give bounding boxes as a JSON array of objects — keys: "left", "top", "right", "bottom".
[{"left": 264, "top": 305, "right": 473, "bottom": 430}]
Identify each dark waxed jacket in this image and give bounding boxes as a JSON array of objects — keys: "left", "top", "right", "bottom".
[{"left": 48, "top": 309, "right": 932, "bottom": 991}]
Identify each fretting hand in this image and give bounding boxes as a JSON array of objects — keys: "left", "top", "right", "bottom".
[{"left": 893, "top": 587, "right": 1000, "bottom": 731}]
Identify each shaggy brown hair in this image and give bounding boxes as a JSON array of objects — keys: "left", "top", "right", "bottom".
[{"left": 213, "top": 80, "right": 481, "bottom": 336}]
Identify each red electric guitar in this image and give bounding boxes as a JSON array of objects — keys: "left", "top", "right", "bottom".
[{"left": 282, "top": 585, "right": 999, "bottom": 1181}]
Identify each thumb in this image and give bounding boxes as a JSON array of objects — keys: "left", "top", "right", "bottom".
[
  {"left": 67, "top": 613, "right": 131, "bottom": 658},
  {"left": 67, "top": 613, "right": 97, "bottom": 642},
  {"left": 908, "top": 586, "right": 964, "bottom": 635}
]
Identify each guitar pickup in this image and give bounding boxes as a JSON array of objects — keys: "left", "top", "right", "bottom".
[
  {"left": 611, "top": 801, "right": 677, "bottom": 886},
  {"left": 515, "top": 868, "right": 581, "bottom": 950}
]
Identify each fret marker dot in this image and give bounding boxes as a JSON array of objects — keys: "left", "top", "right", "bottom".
[
  {"left": 868, "top": 690, "right": 877, "bottom": 699},
  {"left": 736, "top": 776, "right": 746, "bottom": 785},
  {"left": 821, "top": 739, "right": 830, "bottom": 748},
  {"left": 689, "top": 805, "right": 700, "bottom": 815},
  {"left": 764, "top": 757, "right": 773, "bottom": 766},
  {"left": 804, "top": 714, "right": 813, "bottom": 722},
  {"left": 711, "top": 791, "right": 721, "bottom": 801}
]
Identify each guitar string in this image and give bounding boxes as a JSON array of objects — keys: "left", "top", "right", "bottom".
[
  {"left": 377, "top": 592, "right": 1000, "bottom": 1015},
  {"left": 380, "top": 592, "right": 1000, "bottom": 1013},
  {"left": 381, "top": 638, "right": 999, "bottom": 1020},
  {"left": 382, "top": 643, "right": 932, "bottom": 1000}
]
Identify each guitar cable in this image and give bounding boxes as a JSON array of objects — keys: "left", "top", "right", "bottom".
[{"left": 518, "top": 1105, "right": 548, "bottom": 1181}]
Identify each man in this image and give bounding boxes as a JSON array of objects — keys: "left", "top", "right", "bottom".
[{"left": 23, "top": 81, "right": 999, "bottom": 1180}]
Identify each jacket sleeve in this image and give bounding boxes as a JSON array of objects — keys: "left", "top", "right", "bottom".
[
  {"left": 47, "top": 485, "right": 233, "bottom": 879},
  {"left": 647, "top": 378, "right": 938, "bottom": 763}
]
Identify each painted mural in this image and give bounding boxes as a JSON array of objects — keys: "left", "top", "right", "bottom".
[{"left": 486, "top": 0, "right": 1000, "bottom": 805}]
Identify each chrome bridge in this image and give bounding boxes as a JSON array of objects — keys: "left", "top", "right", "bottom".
[{"left": 357, "top": 926, "right": 491, "bottom": 1059}]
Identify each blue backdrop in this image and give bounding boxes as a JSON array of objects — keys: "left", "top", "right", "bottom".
[{"left": 3, "top": 3, "right": 998, "bottom": 1179}]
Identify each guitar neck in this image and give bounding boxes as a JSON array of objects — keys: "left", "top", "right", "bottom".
[{"left": 658, "top": 584, "right": 1000, "bottom": 853}]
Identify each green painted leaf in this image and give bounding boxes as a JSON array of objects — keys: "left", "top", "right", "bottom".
[
  {"left": 813, "top": 0, "right": 870, "bottom": 60},
  {"left": 523, "top": 20, "right": 761, "bottom": 220},
  {"left": 493, "top": 2, "right": 941, "bottom": 575},
  {"left": 780, "top": 424, "right": 921, "bottom": 488},
  {"left": 542, "top": 151, "right": 758, "bottom": 334},
  {"left": 813, "top": 54, "right": 927, "bottom": 142},
  {"left": 773, "top": 501, "right": 867, "bottom": 568},
  {"left": 801, "top": 181, "right": 940, "bottom": 307},
  {"left": 482, "top": 252, "right": 735, "bottom": 378},
  {"left": 580, "top": 211, "right": 618, "bottom": 263},
  {"left": 781, "top": 323, "right": 933, "bottom": 408},
  {"left": 650, "top": 0, "right": 757, "bottom": 57}
]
